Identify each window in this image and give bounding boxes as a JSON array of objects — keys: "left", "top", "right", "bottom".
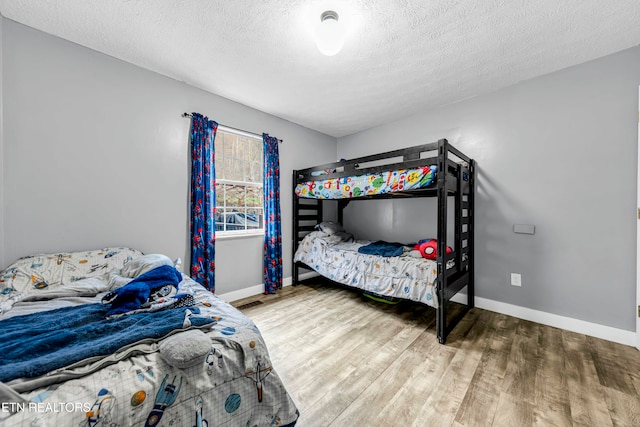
[{"left": 214, "top": 127, "right": 264, "bottom": 236}]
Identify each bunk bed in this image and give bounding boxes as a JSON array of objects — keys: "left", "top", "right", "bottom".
[{"left": 292, "top": 139, "right": 475, "bottom": 344}]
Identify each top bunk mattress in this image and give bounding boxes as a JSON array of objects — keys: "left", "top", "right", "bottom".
[{"left": 295, "top": 165, "right": 437, "bottom": 199}]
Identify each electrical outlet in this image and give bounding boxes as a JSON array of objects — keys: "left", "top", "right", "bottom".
[{"left": 510, "top": 273, "right": 522, "bottom": 287}]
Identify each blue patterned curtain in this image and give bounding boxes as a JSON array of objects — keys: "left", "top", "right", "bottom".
[
  {"left": 189, "top": 113, "right": 218, "bottom": 292},
  {"left": 263, "top": 134, "right": 282, "bottom": 294}
]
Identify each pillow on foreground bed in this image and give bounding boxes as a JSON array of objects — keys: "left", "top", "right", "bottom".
[
  {"left": 0, "top": 247, "right": 142, "bottom": 314},
  {"left": 119, "top": 253, "right": 175, "bottom": 278},
  {"left": 159, "top": 329, "right": 212, "bottom": 368}
]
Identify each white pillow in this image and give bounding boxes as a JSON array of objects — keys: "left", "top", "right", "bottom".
[
  {"left": 119, "top": 254, "right": 175, "bottom": 278},
  {"left": 315, "top": 221, "right": 345, "bottom": 235},
  {"left": 159, "top": 329, "right": 212, "bottom": 369}
]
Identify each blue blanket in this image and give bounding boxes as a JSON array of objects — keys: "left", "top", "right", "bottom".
[
  {"left": 357, "top": 241, "right": 407, "bottom": 257},
  {"left": 0, "top": 303, "right": 214, "bottom": 382},
  {"left": 102, "top": 265, "right": 183, "bottom": 316}
]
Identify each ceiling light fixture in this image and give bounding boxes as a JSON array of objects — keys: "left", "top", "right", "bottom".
[{"left": 315, "top": 10, "right": 345, "bottom": 56}]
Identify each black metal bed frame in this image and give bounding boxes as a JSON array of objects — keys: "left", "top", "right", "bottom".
[{"left": 291, "top": 139, "right": 475, "bottom": 344}]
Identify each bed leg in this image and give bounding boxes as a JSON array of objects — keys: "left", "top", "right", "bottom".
[{"left": 437, "top": 292, "right": 446, "bottom": 344}]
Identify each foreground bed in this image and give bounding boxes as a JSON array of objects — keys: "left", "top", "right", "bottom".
[{"left": 0, "top": 247, "right": 298, "bottom": 427}]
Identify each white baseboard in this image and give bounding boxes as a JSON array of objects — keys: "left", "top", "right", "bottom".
[
  {"left": 217, "top": 271, "right": 319, "bottom": 302},
  {"left": 450, "top": 293, "right": 635, "bottom": 347}
]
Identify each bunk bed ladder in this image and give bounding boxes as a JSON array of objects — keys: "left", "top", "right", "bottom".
[
  {"left": 468, "top": 160, "right": 476, "bottom": 308},
  {"left": 436, "top": 140, "right": 476, "bottom": 344},
  {"left": 436, "top": 139, "right": 449, "bottom": 344},
  {"left": 456, "top": 161, "right": 474, "bottom": 311}
]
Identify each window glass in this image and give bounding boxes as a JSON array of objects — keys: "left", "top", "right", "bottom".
[{"left": 215, "top": 128, "right": 264, "bottom": 235}]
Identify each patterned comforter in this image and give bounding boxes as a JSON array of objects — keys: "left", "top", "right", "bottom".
[
  {"left": 295, "top": 165, "right": 437, "bottom": 199},
  {"left": 294, "top": 231, "right": 439, "bottom": 307},
  {"left": 0, "top": 251, "right": 298, "bottom": 427}
]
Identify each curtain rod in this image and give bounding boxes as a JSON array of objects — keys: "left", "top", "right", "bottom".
[{"left": 182, "top": 113, "right": 282, "bottom": 143}]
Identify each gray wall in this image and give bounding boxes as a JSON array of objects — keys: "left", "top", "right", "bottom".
[
  {"left": 1, "top": 19, "right": 337, "bottom": 295},
  {"left": 338, "top": 46, "right": 640, "bottom": 331}
]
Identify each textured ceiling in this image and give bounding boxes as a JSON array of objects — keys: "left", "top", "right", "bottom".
[{"left": 1, "top": 1, "right": 640, "bottom": 138}]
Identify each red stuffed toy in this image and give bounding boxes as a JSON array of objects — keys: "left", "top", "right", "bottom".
[{"left": 414, "top": 239, "right": 452, "bottom": 260}]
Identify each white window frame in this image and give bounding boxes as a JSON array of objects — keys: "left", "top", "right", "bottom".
[{"left": 215, "top": 126, "right": 264, "bottom": 239}]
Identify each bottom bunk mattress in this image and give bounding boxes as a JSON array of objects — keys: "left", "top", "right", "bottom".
[
  {"left": 294, "top": 230, "right": 442, "bottom": 307},
  {"left": 0, "top": 248, "right": 298, "bottom": 427}
]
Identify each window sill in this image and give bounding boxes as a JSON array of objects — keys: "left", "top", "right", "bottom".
[{"left": 216, "top": 232, "right": 264, "bottom": 241}]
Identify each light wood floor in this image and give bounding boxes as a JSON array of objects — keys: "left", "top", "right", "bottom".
[{"left": 232, "top": 281, "right": 640, "bottom": 427}]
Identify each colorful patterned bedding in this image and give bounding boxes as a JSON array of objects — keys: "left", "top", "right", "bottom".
[
  {"left": 294, "top": 231, "right": 440, "bottom": 307},
  {"left": 0, "top": 247, "right": 143, "bottom": 315},
  {"left": 0, "top": 249, "right": 298, "bottom": 427},
  {"left": 295, "top": 165, "right": 437, "bottom": 199}
]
